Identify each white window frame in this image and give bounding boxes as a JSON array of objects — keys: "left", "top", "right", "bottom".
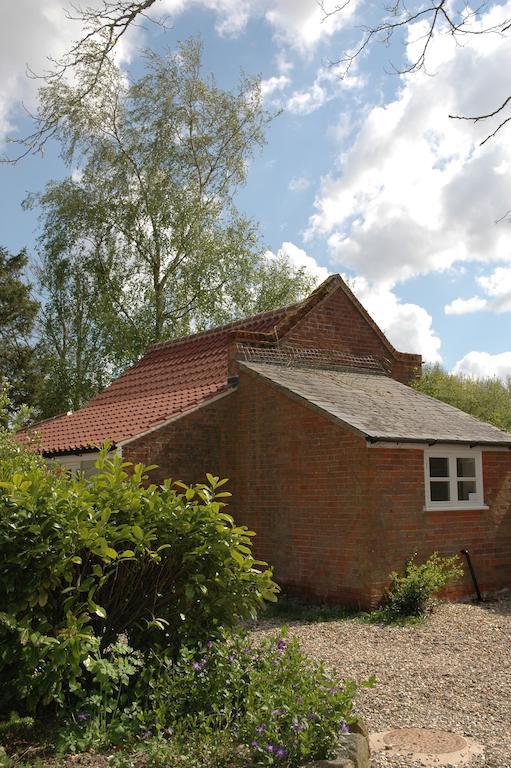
[{"left": 424, "top": 447, "right": 488, "bottom": 511}]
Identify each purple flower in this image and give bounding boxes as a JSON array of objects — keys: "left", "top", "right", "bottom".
[
  {"left": 142, "top": 731, "right": 151, "bottom": 739},
  {"left": 307, "top": 711, "right": 317, "bottom": 721},
  {"left": 276, "top": 639, "right": 287, "bottom": 651},
  {"left": 192, "top": 661, "right": 202, "bottom": 671},
  {"left": 228, "top": 653, "right": 236, "bottom": 662},
  {"left": 291, "top": 719, "right": 305, "bottom": 733},
  {"left": 251, "top": 740, "right": 260, "bottom": 750},
  {"left": 276, "top": 747, "right": 288, "bottom": 759},
  {"left": 255, "top": 723, "right": 266, "bottom": 734},
  {"left": 266, "top": 744, "right": 275, "bottom": 754},
  {"left": 339, "top": 722, "right": 350, "bottom": 734},
  {"left": 77, "top": 712, "right": 88, "bottom": 722},
  {"left": 207, "top": 640, "right": 214, "bottom": 649},
  {"left": 271, "top": 708, "right": 286, "bottom": 717}
]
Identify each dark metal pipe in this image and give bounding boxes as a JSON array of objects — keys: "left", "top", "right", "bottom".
[{"left": 461, "top": 549, "right": 482, "bottom": 602}]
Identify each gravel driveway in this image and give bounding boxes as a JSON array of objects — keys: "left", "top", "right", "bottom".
[{"left": 253, "top": 598, "right": 511, "bottom": 768}]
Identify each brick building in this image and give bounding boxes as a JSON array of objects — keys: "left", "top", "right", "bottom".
[{"left": 22, "top": 275, "right": 511, "bottom": 607}]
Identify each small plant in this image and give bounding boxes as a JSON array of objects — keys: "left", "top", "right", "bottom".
[
  {"left": 383, "top": 552, "right": 463, "bottom": 618},
  {"left": 58, "top": 637, "right": 146, "bottom": 752},
  {"left": 145, "top": 629, "right": 372, "bottom": 767},
  {"left": 242, "top": 631, "right": 373, "bottom": 766},
  {"left": 0, "top": 713, "right": 34, "bottom": 737},
  {"left": 111, "top": 728, "right": 247, "bottom": 768}
]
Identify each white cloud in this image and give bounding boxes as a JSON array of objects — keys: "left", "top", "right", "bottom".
[
  {"left": 350, "top": 277, "right": 442, "bottom": 362},
  {"left": 477, "top": 266, "right": 511, "bottom": 312},
  {"left": 307, "top": 2, "right": 511, "bottom": 284},
  {"left": 260, "top": 75, "right": 291, "bottom": 100},
  {"left": 160, "top": 0, "right": 355, "bottom": 49},
  {"left": 287, "top": 83, "right": 328, "bottom": 115},
  {"left": 445, "top": 266, "right": 511, "bottom": 315},
  {"left": 286, "top": 62, "right": 362, "bottom": 115},
  {"left": 288, "top": 176, "right": 310, "bottom": 192},
  {"left": 265, "top": 241, "right": 330, "bottom": 283},
  {"left": 274, "top": 51, "right": 293, "bottom": 75},
  {"left": 453, "top": 351, "right": 511, "bottom": 381},
  {"left": 157, "top": 0, "right": 251, "bottom": 36},
  {"left": 445, "top": 296, "right": 488, "bottom": 315},
  {"left": 264, "top": 0, "right": 356, "bottom": 52}
]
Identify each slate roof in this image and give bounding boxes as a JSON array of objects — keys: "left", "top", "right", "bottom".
[{"left": 241, "top": 362, "right": 511, "bottom": 447}]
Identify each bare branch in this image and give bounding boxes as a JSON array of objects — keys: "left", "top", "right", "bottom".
[
  {"left": 2, "top": 0, "right": 167, "bottom": 163},
  {"left": 321, "top": 0, "right": 511, "bottom": 142}
]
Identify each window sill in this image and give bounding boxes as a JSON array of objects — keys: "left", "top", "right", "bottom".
[{"left": 423, "top": 504, "right": 489, "bottom": 512}]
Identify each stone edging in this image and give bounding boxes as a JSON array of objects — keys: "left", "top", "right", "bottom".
[{"left": 306, "top": 719, "right": 371, "bottom": 768}]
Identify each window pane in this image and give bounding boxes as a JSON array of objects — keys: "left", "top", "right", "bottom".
[
  {"left": 430, "top": 481, "right": 450, "bottom": 501},
  {"left": 429, "top": 457, "right": 449, "bottom": 478},
  {"left": 457, "top": 457, "right": 476, "bottom": 478},
  {"left": 458, "top": 480, "right": 477, "bottom": 501}
]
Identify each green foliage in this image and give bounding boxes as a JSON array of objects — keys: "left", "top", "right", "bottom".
[
  {"left": 413, "top": 364, "right": 511, "bottom": 432},
  {"left": 35, "top": 249, "right": 107, "bottom": 417},
  {"left": 240, "top": 630, "right": 372, "bottom": 766},
  {"left": 262, "top": 597, "right": 360, "bottom": 624},
  {"left": 27, "top": 39, "right": 317, "bottom": 415},
  {"left": 383, "top": 552, "right": 464, "bottom": 619},
  {"left": 0, "top": 713, "right": 34, "bottom": 737},
  {"left": 58, "top": 638, "right": 146, "bottom": 752},
  {"left": 112, "top": 728, "right": 247, "bottom": 768},
  {"left": 60, "top": 629, "right": 368, "bottom": 767},
  {"left": 0, "top": 247, "right": 41, "bottom": 418},
  {"left": 0, "top": 440, "right": 278, "bottom": 713}
]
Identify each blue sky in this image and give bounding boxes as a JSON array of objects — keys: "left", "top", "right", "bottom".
[{"left": 1, "top": 0, "right": 511, "bottom": 378}]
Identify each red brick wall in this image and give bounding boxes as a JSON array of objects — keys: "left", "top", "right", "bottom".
[
  {"left": 124, "top": 392, "right": 234, "bottom": 486},
  {"left": 282, "top": 287, "right": 421, "bottom": 384},
  {"left": 366, "top": 447, "right": 511, "bottom": 602},
  {"left": 124, "top": 370, "right": 511, "bottom": 608},
  {"left": 226, "top": 371, "right": 374, "bottom": 606},
  {"left": 124, "top": 371, "right": 378, "bottom": 606}
]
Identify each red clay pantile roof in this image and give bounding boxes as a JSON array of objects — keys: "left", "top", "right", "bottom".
[
  {"left": 19, "top": 275, "right": 421, "bottom": 455},
  {"left": 21, "top": 304, "right": 292, "bottom": 455}
]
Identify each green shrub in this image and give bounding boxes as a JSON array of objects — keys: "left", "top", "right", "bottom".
[
  {"left": 151, "top": 630, "right": 369, "bottom": 767},
  {"left": 0, "top": 713, "right": 34, "bottom": 737},
  {"left": 241, "top": 631, "right": 371, "bottom": 766},
  {"left": 0, "top": 438, "right": 278, "bottom": 713},
  {"left": 111, "top": 728, "right": 247, "bottom": 768},
  {"left": 57, "top": 637, "right": 147, "bottom": 751},
  {"left": 383, "top": 552, "right": 463, "bottom": 618},
  {"left": 62, "top": 628, "right": 370, "bottom": 766}
]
